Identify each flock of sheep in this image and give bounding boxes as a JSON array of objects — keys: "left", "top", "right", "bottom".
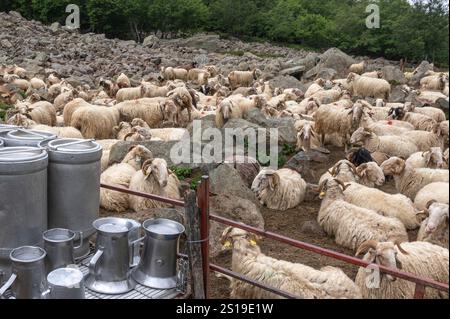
[{"left": 0, "top": 58, "right": 449, "bottom": 299}]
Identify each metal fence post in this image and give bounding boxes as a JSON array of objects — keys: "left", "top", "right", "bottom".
[{"left": 197, "top": 176, "right": 210, "bottom": 299}]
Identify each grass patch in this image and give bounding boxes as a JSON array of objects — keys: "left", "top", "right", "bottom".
[
  {"left": 190, "top": 176, "right": 202, "bottom": 190},
  {"left": 0, "top": 102, "right": 12, "bottom": 121}
]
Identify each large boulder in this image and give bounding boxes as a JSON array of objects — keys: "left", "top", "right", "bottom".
[
  {"left": 143, "top": 35, "right": 159, "bottom": 48},
  {"left": 382, "top": 65, "right": 406, "bottom": 84},
  {"left": 285, "top": 150, "right": 330, "bottom": 182},
  {"left": 269, "top": 75, "right": 305, "bottom": 90},
  {"left": 224, "top": 155, "right": 261, "bottom": 188},
  {"left": 209, "top": 164, "right": 258, "bottom": 204},
  {"left": 279, "top": 65, "right": 305, "bottom": 79},
  {"left": 315, "top": 68, "right": 337, "bottom": 80},
  {"left": 410, "top": 61, "right": 434, "bottom": 86},
  {"left": 303, "top": 48, "right": 355, "bottom": 80},
  {"left": 209, "top": 193, "right": 264, "bottom": 257}
]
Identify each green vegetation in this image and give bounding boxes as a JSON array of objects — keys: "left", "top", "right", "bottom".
[
  {"left": 0, "top": 102, "right": 12, "bottom": 121},
  {"left": 170, "top": 166, "right": 193, "bottom": 181},
  {"left": 2, "top": 0, "right": 448, "bottom": 66},
  {"left": 190, "top": 176, "right": 202, "bottom": 190}
]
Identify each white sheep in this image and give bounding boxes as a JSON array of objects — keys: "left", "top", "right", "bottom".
[
  {"left": 161, "top": 66, "right": 188, "bottom": 82},
  {"left": 100, "top": 145, "right": 154, "bottom": 213},
  {"left": 420, "top": 73, "right": 447, "bottom": 91},
  {"left": 350, "top": 127, "right": 419, "bottom": 159},
  {"left": 228, "top": 69, "right": 261, "bottom": 90},
  {"left": 318, "top": 178, "right": 408, "bottom": 252},
  {"left": 128, "top": 158, "right": 181, "bottom": 211},
  {"left": 116, "top": 73, "right": 131, "bottom": 88},
  {"left": 380, "top": 157, "right": 449, "bottom": 200},
  {"left": 343, "top": 182, "right": 421, "bottom": 230},
  {"left": 62, "top": 98, "right": 92, "bottom": 125},
  {"left": 414, "top": 182, "right": 449, "bottom": 210},
  {"left": 348, "top": 61, "right": 366, "bottom": 75},
  {"left": 115, "top": 98, "right": 164, "bottom": 127},
  {"left": 70, "top": 105, "right": 120, "bottom": 139},
  {"left": 361, "top": 70, "right": 383, "bottom": 78},
  {"left": 145, "top": 128, "right": 188, "bottom": 141},
  {"left": 417, "top": 201, "right": 449, "bottom": 249},
  {"left": 347, "top": 72, "right": 390, "bottom": 100},
  {"left": 304, "top": 78, "right": 325, "bottom": 98},
  {"left": 355, "top": 240, "right": 448, "bottom": 299},
  {"left": 389, "top": 107, "right": 437, "bottom": 132},
  {"left": 251, "top": 168, "right": 307, "bottom": 211},
  {"left": 406, "top": 148, "right": 447, "bottom": 169},
  {"left": 187, "top": 68, "right": 210, "bottom": 85},
  {"left": 113, "top": 121, "right": 133, "bottom": 140},
  {"left": 403, "top": 102, "right": 446, "bottom": 123},
  {"left": 220, "top": 227, "right": 362, "bottom": 299},
  {"left": 30, "top": 77, "right": 47, "bottom": 90}
]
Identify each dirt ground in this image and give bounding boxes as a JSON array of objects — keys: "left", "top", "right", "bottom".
[{"left": 100, "top": 146, "right": 418, "bottom": 299}]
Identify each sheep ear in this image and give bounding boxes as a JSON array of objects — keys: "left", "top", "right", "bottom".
[
  {"left": 426, "top": 200, "right": 437, "bottom": 209},
  {"left": 415, "top": 210, "right": 429, "bottom": 223},
  {"left": 268, "top": 173, "right": 280, "bottom": 190}
]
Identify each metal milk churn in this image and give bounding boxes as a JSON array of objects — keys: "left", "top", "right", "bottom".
[
  {"left": 41, "top": 138, "right": 102, "bottom": 259},
  {"left": 132, "top": 218, "right": 185, "bottom": 289},
  {"left": 1, "top": 128, "right": 56, "bottom": 147},
  {"left": 0, "top": 246, "right": 48, "bottom": 299},
  {"left": 0, "top": 147, "right": 48, "bottom": 285}
]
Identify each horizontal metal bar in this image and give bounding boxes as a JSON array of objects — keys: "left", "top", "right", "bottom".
[
  {"left": 210, "top": 213, "right": 449, "bottom": 293},
  {"left": 100, "top": 183, "right": 185, "bottom": 207},
  {"left": 210, "top": 263, "right": 298, "bottom": 299}
]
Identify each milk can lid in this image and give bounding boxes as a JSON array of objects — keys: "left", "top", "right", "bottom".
[
  {"left": 0, "top": 146, "right": 48, "bottom": 162},
  {"left": 47, "top": 138, "right": 102, "bottom": 154},
  {"left": 7, "top": 129, "right": 56, "bottom": 141}
]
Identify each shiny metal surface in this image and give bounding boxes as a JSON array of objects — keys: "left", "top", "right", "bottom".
[
  {"left": 0, "top": 147, "right": 48, "bottom": 284},
  {"left": 44, "top": 267, "right": 85, "bottom": 299},
  {"left": 0, "top": 246, "right": 47, "bottom": 299},
  {"left": 1, "top": 129, "right": 56, "bottom": 147},
  {"left": 132, "top": 219, "right": 185, "bottom": 289},
  {"left": 43, "top": 228, "right": 82, "bottom": 273},
  {"left": 42, "top": 138, "right": 102, "bottom": 259},
  {"left": 84, "top": 218, "right": 141, "bottom": 294}
]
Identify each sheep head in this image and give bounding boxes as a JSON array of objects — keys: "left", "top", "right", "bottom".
[
  {"left": 350, "top": 127, "right": 373, "bottom": 146},
  {"left": 346, "top": 72, "right": 357, "bottom": 83},
  {"left": 356, "top": 162, "right": 385, "bottom": 186},
  {"left": 220, "top": 100, "right": 234, "bottom": 120},
  {"left": 356, "top": 240, "right": 408, "bottom": 281},
  {"left": 375, "top": 99, "right": 385, "bottom": 108},
  {"left": 125, "top": 145, "right": 153, "bottom": 169},
  {"left": 421, "top": 201, "right": 449, "bottom": 234},
  {"left": 318, "top": 178, "right": 350, "bottom": 199},
  {"left": 380, "top": 157, "right": 406, "bottom": 176},
  {"left": 330, "top": 160, "right": 357, "bottom": 178},
  {"left": 253, "top": 69, "right": 262, "bottom": 80},
  {"left": 220, "top": 227, "right": 262, "bottom": 251},
  {"left": 387, "top": 107, "right": 405, "bottom": 120},
  {"left": 251, "top": 169, "right": 279, "bottom": 195},
  {"left": 142, "top": 158, "right": 169, "bottom": 187},
  {"left": 423, "top": 147, "right": 446, "bottom": 169}
]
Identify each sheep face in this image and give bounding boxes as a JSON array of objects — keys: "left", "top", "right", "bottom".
[
  {"left": 162, "top": 100, "right": 178, "bottom": 124},
  {"left": 424, "top": 147, "right": 446, "bottom": 169},
  {"left": 143, "top": 158, "right": 169, "bottom": 187},
  {"left": 318, "top": 178, "right": 349, "bottom": 199},
  {"left": 133, "top": 126, "right": 152, "bottom": 140},
  {"left": 125, "top": 145, "right": 153, "bottom": 169},
  {"left": 380, "top": 157, "right": 406, "bottom": 177},
  {"left": 422, "top": 202, "right": 449, "bottom": 234},
  {"left": 220, "top": 227, "right": 261, "bottom": 251},
  {"left": 356, "top": 241, "right": 407, "bottom": 281},
  {"left": 356, "top": 162, "right": 385, "bottom": 186},
  {"left": 251, "top": 169, "right": 279, "bottom": 194},
  {"left": 220, "top": 101, "right": 234, "bottom": 120},
  {"left": 350, "top": 127, "right": 372, "bottom": 146}
]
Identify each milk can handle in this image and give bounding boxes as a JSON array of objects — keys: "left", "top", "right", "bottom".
[
  {"left": 73, "top": 231, "right": 84, "bottom": 250},
  {"left": 41, "top": 287, "right": 52, "bottom": 299},
  {"left": 129, "top": 236, "right": 146, "bottom": 268},
  {"left": 0, "top": 273, "right": 17, "bottom": 298},
  {"left": 89, "top": 249, "right": 103, "bottom": 276}
]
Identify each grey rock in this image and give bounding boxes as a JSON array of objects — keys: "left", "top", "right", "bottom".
[
  {"left": 209, "top": 193, "right": 264, "bottom": 257},
  {"left": 304, "top": 47, "right": 355, "bottom": 80},
  {"left": 50, "top": 22, "right": 60, "bottom": 33},
  {"left": 382, "top": 65, "right": 406, "bottom": 84},
  {"left": 143, "top": 35, "right": 159, "bottom": 48},
  {"left": 315, "top": 67, "right": 337, "bottom": 80},
  {"left": 280, "top": 65, "right": 305, "bottom": 78},
  {"left": 0, "top": 39, "right": 12, "bottom": 49},
  {"left": 209, "top": 164, "right": 258, "bottom": 204},
  {"left": 285, "top": 150, "right": 330, "bottom": 182},
  {"left": 410, "top": 61, "right": 434, "bottom": 86},
  {"left": 269, "top": 75, "right": 305, "bottom": 91}
]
